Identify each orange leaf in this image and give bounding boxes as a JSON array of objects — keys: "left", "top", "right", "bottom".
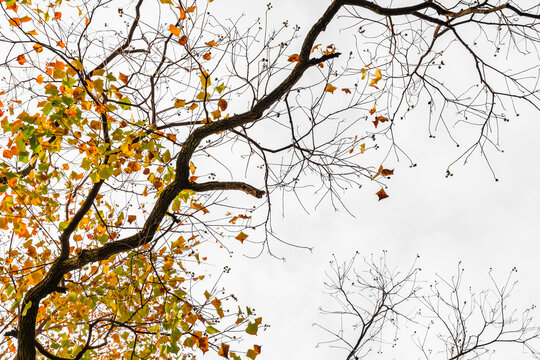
[
  {"left": 127, "top": 215, "right": 136, "bottom": 224},
  {"left": 17, "top": 54, "right": 27, "bottom": 65},
  {"left": 187, "top": 6, "right": 196, "bottom": 12},
  {"left": 169, "top": 24, "right": 181, "bottom": 37},
  {"left": 119, "top": 73, "right": 128, "bottom": 84},
  {"left": 324, "top": 84, "right": 337, "bottom": 94},
  {"left": 376, "top": 188, "right": 389, "bottom": 201},
  {"left": 203, "top": 52, "right": 211, "bottom": 60},
  {"left": 235, "top": 232, "right": 248, "bottom": 243},
  {"left": 33, "top": 44, "right": 43, "bottom": 53},
  {"left": 218, "top": 343, "right": 230, "bottom": 358},
  {"left": 311, "top": 44, "right": 321, "bottom": 53},
  {"left": 198, "top": 337, "right": 209, "bottom": 354},
  {"left": 54, "top": 12, "right": 62, "bottom": 20},
  {"left": 179, "top": 35, "right": 188, "bottom": 46},
  {"left": 179, "top": 7, "right": 186, "bottom": 20},
  {"left": 205, "top": 40, "right": 217, "bottom": 47},
  {"left": 9, "top": 18, "right": 21, "bottom": 27},
  {"left": 56, "top": 41, "right": 65, "bottom": 48},
  {"left": 342, "top": 88, "right": 351, "bottom": 94},
  {"left": 288, "top": 54, "right": 299, "bottom": 62}
]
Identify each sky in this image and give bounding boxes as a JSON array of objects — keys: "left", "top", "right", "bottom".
[
  {"left": 206, "top": 1, "right": 540, "bottom": 359},
  {"left": 2, "top": 0, "right": 540, "bottom": 359}
]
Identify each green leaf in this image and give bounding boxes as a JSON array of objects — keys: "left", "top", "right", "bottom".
[
  {"left": 59, "top": 221, "right": 69, "bottom": 231},
  {"left": 206, "top": 326, "right": 219, "bottom": 335},
  {"left": 119, "top": 97, "right": 131, "bottom": 110},
  {"left": 215, "top": 83, "right": 226, "bottom": 94},
  {"left": 22, "top": 301, "right": 32, "bottom": 317},
  {"left": 246, "top": 322, "right": 258, "bottom": 335}
]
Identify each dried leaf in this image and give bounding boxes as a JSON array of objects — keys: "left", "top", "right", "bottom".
[{"left": 376, "top": 188, "right": 389, "bottom": 201}]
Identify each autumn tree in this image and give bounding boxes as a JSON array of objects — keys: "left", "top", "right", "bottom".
[{"left": 0, "top": 0, "right": 539, "bottom": 359}]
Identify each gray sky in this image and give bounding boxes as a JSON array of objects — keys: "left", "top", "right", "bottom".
[{"left": 208, "top": 1, "right": 540, "bottom": 359}]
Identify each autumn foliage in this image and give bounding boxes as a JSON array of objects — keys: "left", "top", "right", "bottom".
[{"left": 1, "top": 0, "right": 540, "bottom": 359}]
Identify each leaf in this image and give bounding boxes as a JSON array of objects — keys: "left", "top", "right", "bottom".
[
  {"left": 179, "top": 35, "right": 188, "bottom": 46},
  {"left": 360, "top": 143, "right": 365, "bottom": 154},
  {"left": 169, "top": 24, "right": 181, "bottom": 37},
  {"left": 342, "top": 88, "right": 351, "bottom": 94},
  {"left": 218, "top": 98, "right": 228, "bottom": 111},
  {"left": 369, "top": 104, "right": 376, "bottom": 115},
  {"left": 215, "top": 83, "right": 227, "bottom": 94},
  {"left": 373, "top": 115, "right": 389, "bottom": 128},
  {"left": 17, "top": 54, "right": 27, "bottom": 65},
  {"left": 205, "top": 40, "right": 217, "bottom": 47},
  {"left": 376, "top": 188, "right": 389, "bottom": 201},
  {"left": 189, "top": 161, "right": 196, "bottom": 175},
  {"left": 33, "top": 44, "right": 43, "bottom": 53},
  {"left": 324, "top": 84, "right": 337, "bottom": 94},
  {"left": 206, "top": 325, "right": 219, "bottom": 334},
  {"left": 127, "top": 215, "right": 136, "bottom": 224},
  {"left": 174, "top": 99, "right": 186, "bottom": 108},
  {"left": 211, "top": 109, "right": 221, "bottom": 119},
  {"left": 56, "top": 41, "right": 65, "bottom": 48},
  {"left": 36, "top": 75, "right": 44, "bottom": 84},
  {"left": 381, "top": 168, "right": 394, "bottom": 177},
  {"left": 203, "top": 53, "right": 211, "bottom": 60},
  {"left": 288, "top": 54, "right": 299, "bottom": 62},
  {"left": 235, "top": 232, "right": 248, "bottom": 243},
  {"left": 54, "top": 12, "right": 62, "bottom": 20},
  {"left": 218, "top": 343, "right": 230, "bottom": 358},
  {"left": 369, "top": 67, "right": 382, "bottom": 89},
  {"left": 22, "top": 301, "right": 32, "bottom": 316},
  {"left": 311, "top": 44, "right": 321, "bottom": 53}
]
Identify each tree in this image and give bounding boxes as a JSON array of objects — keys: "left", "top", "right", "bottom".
[
  {"left": 317, "top": 253, "right": 540, "bottom": 359},
  {"left": 0, "top": 0, "right": 539, "bottom": 359}
]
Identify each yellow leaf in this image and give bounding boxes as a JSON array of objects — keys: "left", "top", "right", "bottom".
[
  {"left": 324, "top": 84, "right": 337, "bottom": 94},
  {"left": 174, "top": 99, "right": 186, "bottom": 108},
  {"left": 211, "top": 109, "right": 221, "bottom": 119},
  {"left": 26, "top": 30, "right": 39, "bottom": 36},
  {"left": 360, "top": 143, "right": 365, "bottom": 154},
  {"left": 187, "top": 103, "right": 198, "bottom": 111},
  {"left": 33, "top": 44, "right": 43, "bottom": 53},
  {"left": 369, "top": 67, "right": 382, "bottom": 89},
  {"left": 189, "top": 161, "right": 196, "bottom": 175}
]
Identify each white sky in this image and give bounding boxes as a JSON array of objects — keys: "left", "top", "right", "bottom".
[
  {"left": 208, "top": 1, "right": 540, "bottom": 359},
  {"left": 2, "top": 0, "right": 540, "bottom": 359}
]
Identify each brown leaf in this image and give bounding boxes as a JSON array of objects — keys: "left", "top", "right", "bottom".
[
  {"left": 381, "top": 168, "right": 394, "bottom": 177},
  {"left": 235, "top": 232, "right": 248, "bottom": 243},
  {"left": 376, "top": 188, "right": 389, "bottom": 201}
]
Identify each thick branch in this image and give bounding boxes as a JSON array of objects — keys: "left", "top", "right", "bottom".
[{"left": 188, "top": 181, "right": 265, "bottom": 198}]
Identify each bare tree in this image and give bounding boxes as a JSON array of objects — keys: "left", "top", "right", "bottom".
[{"left": 318, "top": 254, "right": 540, "bottom": 359}]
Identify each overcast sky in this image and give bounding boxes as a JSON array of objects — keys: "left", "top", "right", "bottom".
[{"left": 207, "top": 1, "right": 540, "bottom": 359}]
